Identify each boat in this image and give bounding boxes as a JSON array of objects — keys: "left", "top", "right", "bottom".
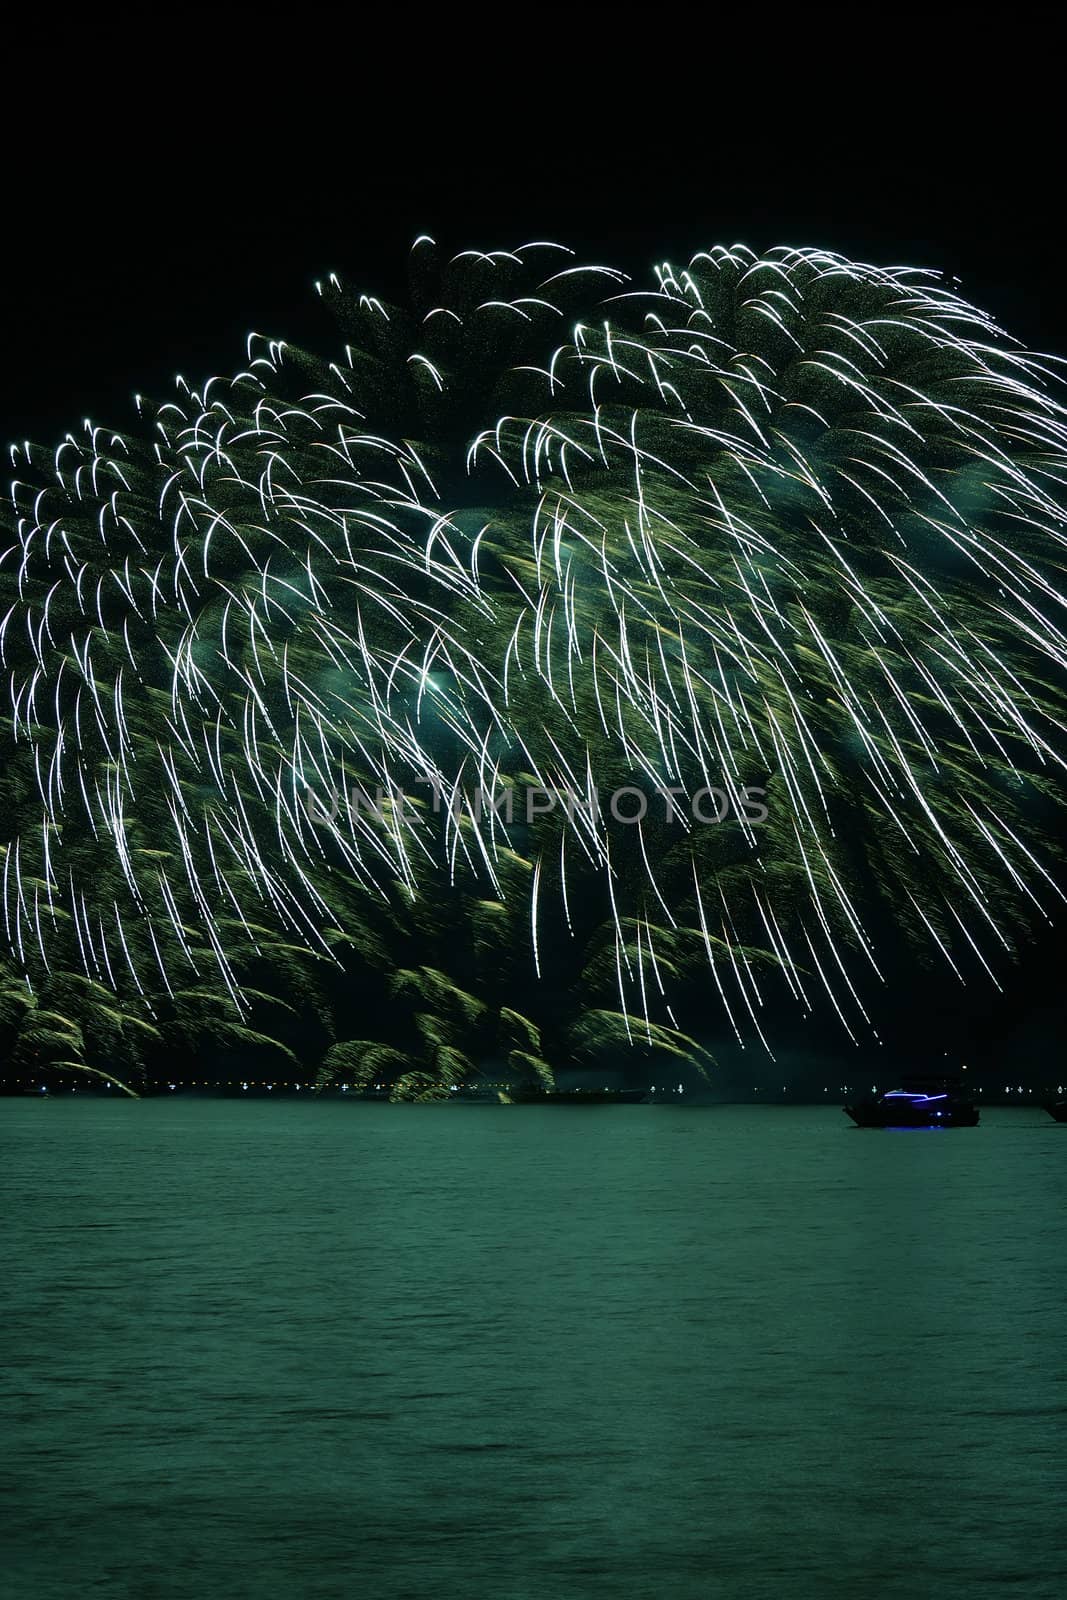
[
  {"left": 1045, "top": 1101, "right": 1067, "bottom": 1123},
  {"left": 844, "top": 1075, "right": 979, "bottom": 1128}
]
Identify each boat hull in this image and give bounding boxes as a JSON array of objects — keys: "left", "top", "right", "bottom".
[
  {"left": 1046, "top": 1102, "right": 1067, "bottom": 1123},
  {"left": 844, "top": 1102, "right": 979, "bottom": 1128}
]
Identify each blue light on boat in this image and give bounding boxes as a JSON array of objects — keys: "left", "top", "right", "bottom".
[{"left": 883, "top": 1091, "right": 947, "bottom": 1102}]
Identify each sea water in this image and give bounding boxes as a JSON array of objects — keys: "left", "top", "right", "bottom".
[{"left": 3, "top": 1101, "right": 1065, "bottom": 1598}]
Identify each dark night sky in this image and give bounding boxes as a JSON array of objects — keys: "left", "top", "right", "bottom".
[{"left": 1, "top": 32, "right": 1063, "bottom": 1083}]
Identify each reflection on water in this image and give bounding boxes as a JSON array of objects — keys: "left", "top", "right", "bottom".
[{"left": 2, "top": 1103, "right": 1065, "bottom": 1599}]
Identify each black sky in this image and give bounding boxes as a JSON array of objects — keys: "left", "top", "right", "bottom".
[{"left": 1, "top": 31, "right": 1063, "bottom": 1079}]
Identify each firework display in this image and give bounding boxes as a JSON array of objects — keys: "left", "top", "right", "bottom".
[{"left": 2, "top": 241, "right": 1065, "bottom": 1092}]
